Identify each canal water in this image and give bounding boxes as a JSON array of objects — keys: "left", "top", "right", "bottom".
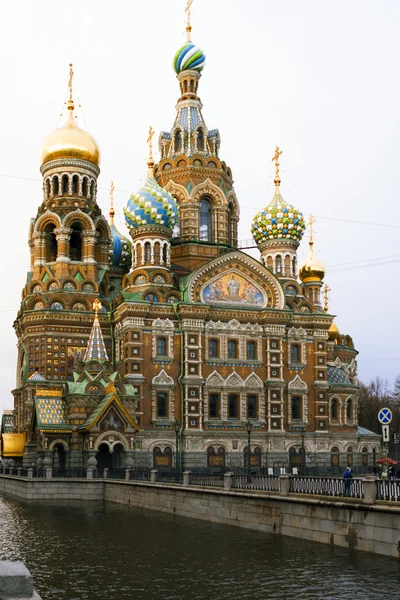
[{"left": 0, "top": 496, "right": 399, "bottom": 600}]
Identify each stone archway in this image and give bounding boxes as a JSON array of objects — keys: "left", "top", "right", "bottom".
[
  {"left": 52, "top": 443, "right": 66, "bottom": 469},
  {"left": 96, "top": 443, "right": 113, "bottom": 473}
]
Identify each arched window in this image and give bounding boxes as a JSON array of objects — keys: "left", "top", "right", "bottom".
[
  {"left": 62, "top": 174, "right": 69, "bottom": 195},
  {"left": 172, "top": 213, "right": 180, "bottom": 240},
  {"left": 157, "top": 337, "right": 167, "bottom": 356},
  {"left": 247, "top": 394, "right": 257, "bottom": 419},
  {"left": 292, "top": 257, "right": 297, "bottom": 276},
  {"left": 209, "top": 394, "right": 219, "bottom": 418},
  {"left": 291, "top": 344, "right": 300, "bottom": 363},
  {"left": 209, "top": 339, "right": 218, "bottom": 358},
  {"left": 207, "top": 446, "right": 225, "bottom": 468},
  {"left": 275, "top": 255, "right": 282, "bottom": 274},
  {"left": 200, "top": 198, "right": 211, "bottom": 241},
  {"left": 362, "top": 447, "right": 368, "bottom": 467},
  {"left": 228, "top": 340, "right": 237, "bottom": 359},
  {"left": 331, "top": 398, "right": 338, "bottom": 421},
  {"left": 190, "top": 80, "right": 194, "bottom": 93},
  {"left": 347, "top": 446, "right": 353, "bottom": 466},
  {"left": 90, "top": 181, "right": 95, "bottom": 199},
  {"left": 144, "top": 242, "right": 151, "bottom": 262},
  {"left": 45, "top": 179, "right": 50, "bottom": 198},
  {"left": 228, "top": 394, "right": 238, "bottom": 419},
  {"left": 197, "top": 129, "right": 204, "bottom": 151},
  {"left": 70, "top": 222, "right": 82, "bottom": 261},
  {"left": 346, "top": 399, "right": 352, "bottom": 422},
  {"left": 331, "top": 446, "right": 339, "bottom": 467},
  {"left": 52, "top": 176, "right": 59, "bottom": 195},
  {"left": 82, "top": 177, "right": 88, "bottom": 197},
  {"left": 44, "top": 223, "right": 58, "bottom": 262},
  {"left": 175, "top": 130, "right": 182, "bottom": 152},
  {"left": 247, "top": 341, "right": 256, "bottom": 360},
  {"left": 162, "top": 244, "right": 168, "bottom": 264},
  {"left": 72, "top": 175, "right": 79, "bottom": 194}
]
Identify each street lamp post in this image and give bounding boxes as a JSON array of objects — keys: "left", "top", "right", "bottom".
[
  {"left": 174, "top": 420, "right": 180, "bottom": 473},
  {"left": 246, "top": 420, "right": 252, "bottom": 483}
]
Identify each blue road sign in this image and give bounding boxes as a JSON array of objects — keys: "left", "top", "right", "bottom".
[{"left": 378, "top": 408, "right": 392, "bottom": 424}]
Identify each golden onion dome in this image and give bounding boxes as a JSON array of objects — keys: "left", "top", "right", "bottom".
[
  {"left": 328, "top": 322, "right": 339, "bottom": 341},
  {"left": 299, "top": 241, "right": 325, "bottom": 282},
  {"left": 41, "top": 100, "right": 100, "bottom": 166}
]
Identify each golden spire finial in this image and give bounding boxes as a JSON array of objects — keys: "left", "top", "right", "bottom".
[
  {"left": 308, "top": 214, "right": 316, "bottom": 247},
  {"left": 67, "top": 63, "right": 74, "bottom": 110},
  {"left": 93, "top": 298, "right": 102, "bottom": 315},
  {"left": 323, "top": 284, "right": 331, "bottom": 313},
  {"left": 185, "top": 0, "right": 193, "bottom": 42},
  {"left": 147, "top": 126, "right": 155, "bottom": 175},
  {"left": 109, "top": 181, "right": 115, "bottom": 226},
  {"left": 272, "top": 146, "right": 283, "bottom": 186}
]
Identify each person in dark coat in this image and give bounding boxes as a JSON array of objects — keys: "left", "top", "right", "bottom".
[{"left": 343, "top": 467, "right": 353, "bottom": 497}]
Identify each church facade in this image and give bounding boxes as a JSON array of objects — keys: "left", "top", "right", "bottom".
[{"left": 2, "top": 17, "right": 380, "bottom": 472}]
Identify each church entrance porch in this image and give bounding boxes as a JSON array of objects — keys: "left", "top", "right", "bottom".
[
  {"left": 96, "top": 443, "right": 125, "bottom": 474},
  {"left": 52, "top": 444, "right": 66, "bottom": 469}
]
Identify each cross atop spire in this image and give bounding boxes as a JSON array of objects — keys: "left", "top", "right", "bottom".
[
  {"left": 84, "top": 300, "right": 109, "bottom": 363},
  {"left": 185, "top": 0, "right": 193, "bottom": 42},
  {"left": 109, "top": 181, "right": 115, "bottom": 226},
  {"left": 272, "top": 146, "right": 283, "bottom": 187},
  {"left": 147, "top": 126, "right": 155, "bottom": 175}
]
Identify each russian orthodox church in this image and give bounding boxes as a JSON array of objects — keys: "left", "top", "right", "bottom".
[{"left": 1, "top": 8, "right": 380, "bottom": 472}]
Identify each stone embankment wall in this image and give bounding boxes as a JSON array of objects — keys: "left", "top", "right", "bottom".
[{"left": 1, "top": 475, "right": 399, "bottom": 558}]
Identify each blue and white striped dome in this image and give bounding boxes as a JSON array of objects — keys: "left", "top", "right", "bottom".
[
  {"left": 173, "top": 43, "right": 206, "bottom": 73},
  {"left": 123, "top": 175, "right": 179, "bottom": 230}
]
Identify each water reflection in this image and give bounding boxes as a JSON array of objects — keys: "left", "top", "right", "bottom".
[{"left": 1, "top": 496, "right": 400, "bottom": 600}]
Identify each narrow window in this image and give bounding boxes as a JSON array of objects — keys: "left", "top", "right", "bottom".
[
  {"left": 347, "top": 446, "right": 353, "bottom": 466},
  {"left": 291, "top": 396, "right": 301, "bottom": 420},
  {"left": 228, "top": 394, "right": 238, "bottom": 419},
  {"left": 247, "top": 395, "right": 257, "bottom": 419},
  {"left": 276, "top": 255, "right": 282, "bottom": 274},
  {"left": 197, "top": 129, "right": 204, "bottom": 151},
  {"left": 175, "top": 131, "right": 182, "bottom": 152},
  {"left": 157, "top": 392, "right": 167, "bottom": 418},
  {"left": 53, "top": 176, "right": 59, "bottom": 195},
  {"left": 144, "top": 242, "right": 151, "bottom": 262},
  {"left": 209, "top": 339, "right": 218, "bottom": 358},
  {"left": 331, "top": 447, "right": 339, "bottom": 467},
  {"left": 45, "top": 179, "right": 50, "bottom": 198},
  {"left": 228, "top": 340, "right": 237, "bottom": 359},
  {"left": 247, "top": 341, "right": 256, "bottom": 360},
  {"left": 82, "top": 177, "right": 88, "bottom": 197},
  {"left": 362, "top": 447, "right": 368, "bottom": 466},
  {"left": 62, "top": 174, "right": 69, "bottom": 194},
  {"left": 72, "top": 175, "right": 79, "bottom": 194},
  {"left": 162, "top": 245, "right": 168, "bottom": 263},
  {"left": 70, "top": 223, "right": 82, "bottom": 261},
  {"left": 157, "top": 337, "right": 167, "bottom": 356},
  {"left": 209, "top": 394, "right": 219, "bottom": 418},
  {"left": 331, "top": 398, "right": 338, "bottom": 421},
  {"left": 346, "top": 399, "right": 352, "bottom": 422},
  {"left": 291, "top": 344, "right": 300, "bottom": 363},
  {"left": 199, "top": 198, "right": 211, "bottom": 241},
  {"left": 172, "top": 213, "right": 180, "bottom": 240},
  {"left": 90, "top": 181, "right": 95, "bottom": 199}
]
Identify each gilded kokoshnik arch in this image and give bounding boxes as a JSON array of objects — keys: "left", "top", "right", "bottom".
[{"left": 186, "top": 251, "right": 285, "bottom": 309}]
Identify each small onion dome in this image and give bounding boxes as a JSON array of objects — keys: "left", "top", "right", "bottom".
[
  {"left": 328, "top": 322, "right": 339, "bottom": 341},
  {"left": 299, "top": 242, "right": 325, "bottom": 282},
  {"left": 251, "top": 187, "right": 306, "bottom": 245},
  {"left": 109, "top": 224, "right": 132, "bottom": 268},
  {"left": 41, "top": 101, "right": 100, "bottom": 166},
  {"left": 173, "top": 42, "right": 206, "bottom": 73},
  {"left": 124, "top": 171, "right": 179, "bottom": 230}
]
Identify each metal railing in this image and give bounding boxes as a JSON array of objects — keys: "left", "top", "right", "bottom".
[
  {"left": 233, "top": 475, "right": 280, "bottom": 492},
  {"left": 190, "top": 472, "right": 224, "bottom": 488},
  {"left": 52, "top": 468, "right": 87, "bottom": 478},
  {"left": 290, "top": 476, "right": 364, "bottom": 499},
  {"left": 156, "top": 471, "right": 184, "bottom": 485}
]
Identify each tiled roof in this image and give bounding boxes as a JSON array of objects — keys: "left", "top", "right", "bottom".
[
  {"left": 28, "top": 371, "right": 46, "bottom": 381},
  {"left": 84, "top": 314, "right": 109, "bottom": 362},
  {"left": 35, "top": 391, "right": 71, "bottom": 431},
  {"left": 78, "top": 389, "right": 139, "bottom": 432},
  {"left": 357, "top": 426, "right": 380, "bottom": 437},
  {"left": 327, "top": 366, "right": 356, "bottom": 387}
]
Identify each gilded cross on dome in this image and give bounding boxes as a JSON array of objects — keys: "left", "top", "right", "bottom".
[
  {"left": 308, "top": 214, "right": 316, "bottom": 245},
  {"left": 147, "top": 126, "right": 155, "bottom": 161},
  {"left": 272, "top": 146, "right": 283, "bottom": 186},
  {"left": 109, "top": 181, "right": 115, "bottom": 225},
  {"left": 68, "top": 63, "right": 74, "bottom": 109},
  {"left": 185, "top": 0, "right": 193, "bottom": 41},
  {"left": 93, "top": 298, "right": 102, "bottom": 314},
  {"left": 323, "top": 284, "right": 331, "bottom": 313}
]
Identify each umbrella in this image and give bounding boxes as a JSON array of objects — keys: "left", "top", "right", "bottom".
[{"left": 376, "top": 457, "right": 398, "bottom": 465}]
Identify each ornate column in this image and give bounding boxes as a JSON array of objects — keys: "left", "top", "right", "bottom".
[
  {"left": 55, "top": 228, "right": 71, "bottom": 262},
  {"left": 82, "top": 231, "right": 98, "bottom": 265},
  {"left": 33, "top": 232, "right": 46, "bottom": 267}
]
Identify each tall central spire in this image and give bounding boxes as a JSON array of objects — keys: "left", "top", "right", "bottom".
[
  {"left": 84, "top": 299, "right": 109, "bottom": 363},
  {"left": 185, "top": 0, "right": 193, "bottom": 42}
]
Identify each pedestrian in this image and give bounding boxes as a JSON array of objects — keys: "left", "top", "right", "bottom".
[{"left": 343, "top": 466, "right": 353, "bottom": 497}]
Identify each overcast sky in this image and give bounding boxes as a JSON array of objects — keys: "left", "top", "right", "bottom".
[{"left": 0, "top": 0, "right": 399, "bottom": 415}]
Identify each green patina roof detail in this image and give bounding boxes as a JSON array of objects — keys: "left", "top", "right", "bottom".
[
  {"left": 77, "top": 388, "right": 140, "bottom": 432},
  {"left": 41, "top": 273, "right": 49, "bottom": 283},
  {"left": 186, "top": 182, "right": 193, "bottom": 193},
  {"left": 74, "top": 271, "right": 84, "bottom": 283}
]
